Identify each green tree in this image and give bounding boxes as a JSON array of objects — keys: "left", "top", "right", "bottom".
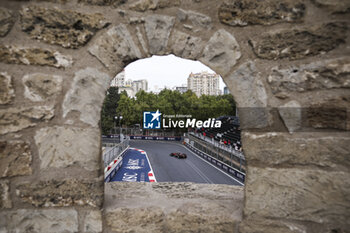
[
  {"left": 116, "top": 92, "right": 137, "bottom": 126},
  {"left": 101, "top": 87, "right": 120, "bottom": 135},
  {"left": 105, "top": 89, "right": 237, "bottom": 129},
  {"left": 219, "top": 94, "right": 236, "bottom": 116},
  {"left": 133, "top": 90, "right": 158, "bottom": 124}
]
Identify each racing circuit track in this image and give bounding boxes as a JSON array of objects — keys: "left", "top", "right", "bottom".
[{"left": 128, "top": 140, "right": 242, "bottom": 186}]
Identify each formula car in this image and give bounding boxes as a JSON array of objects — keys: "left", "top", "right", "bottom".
[{"left": 169, "top": 152, "right": 187, "bottom": 159}]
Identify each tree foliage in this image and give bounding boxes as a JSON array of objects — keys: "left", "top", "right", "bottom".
[
  {"left": 101, "top": 87, "right": 120, "bottom": 135},
  {"left": 112, "top": 89, "right": 236, "bottom": 127},
  {"left": 101, "top": 88, "right": 236, "bottom": 133}
]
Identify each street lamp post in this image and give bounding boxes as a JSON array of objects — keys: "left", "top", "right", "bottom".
[
  {"left": 114, "top": 116, "right": 118, "bottom": 135},
  {"left": 119, "top": 115, "right": 123, "bottom": 137},
  {"left": 114, "top": 115, "right": 123, "bottom": 141}
]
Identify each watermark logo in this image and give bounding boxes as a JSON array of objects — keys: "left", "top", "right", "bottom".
[{"left": 143, "top": 110, "right": 162, "bottom": 129}]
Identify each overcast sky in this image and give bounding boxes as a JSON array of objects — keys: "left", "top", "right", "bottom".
[{"left": 124, "top": 54, "right": 226, "bottom": 92}]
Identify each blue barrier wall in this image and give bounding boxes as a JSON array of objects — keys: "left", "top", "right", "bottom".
[
  {"left": 185, "top": 143, "right": 245, "bottom": 184},
  {"left": 129, "top": 135, "right": 182, "bottom": 141}
]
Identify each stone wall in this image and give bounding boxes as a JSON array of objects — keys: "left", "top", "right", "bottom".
[
  {"left": 104, "top": 182, "right": 244, "bottom": 233},
  {"left": 0, "top": 0, "right": 349, "bottom": 232}
]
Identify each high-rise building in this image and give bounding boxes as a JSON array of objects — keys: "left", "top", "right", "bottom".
[
  {"left": 118, "top": 79, "right": 148, "bottom": 98},
  {"left": 125, "top": 79, "right": 133, "bottom": 87},
  {"left": 110, "top": 69, "right": 125, "bottom": 87},
  {"left": 132, "top": 79, "right": 148, "bottom": 93},
  {"left": 110, "top": 70, "right": 148, "bottom": 98},
  {"left": 187, "top": 71, "right": 220, "bottom": 96}
]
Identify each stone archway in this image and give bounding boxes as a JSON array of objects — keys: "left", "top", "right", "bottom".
[{"left": 0, "top": 0, "right": 349, "bottom": 232}]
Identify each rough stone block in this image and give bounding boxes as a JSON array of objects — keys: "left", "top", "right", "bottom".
[
  {"left": 169, "top": 30, "right": 204, "bottom": 60},
  {"left": 157, "top": 0, "right": 181, "bottom": 8},
  {"left": 129, "top": 0, "right": 180, "bottom": 12},
  {"left": 130, "top": 0, "right": 158, "bottom": 11},
  {"left": 219, "top": 0, "right": 305, "bottom": 26},
  {"left": 106, "top": 207, "right": 241, "bottom": 232},
  {"left": 105, "top": 207, "right": 165, "bottom": 232},
  {"left": 0, "top": 141, "right": 32, "bottom": 178},
  {"left": 0, "top": 7, "right": 16, "bottom": 37},
  {"left": 200, "top": 29, "right": 241, "bottom": 76},
  {"left": 145, "top": 14, "right": 175, "bottom": 55},
  {"left": 244, "top": 167, "right": 350, "bottom": 229},
  {"left": 62, "top": 68, "right": 110, "bottom": 127},
  {"left": 16, "top": 179, "right": 104, "bottom": 207},
  {"left": 268, "top": 57, "right": 350, "bottom": 98},
  {"left": 249, "top": 22, "right": 347, "bottom": 60},
  {"left": 224, "top": 61, "right": 270, "bottom": 128},
  {"left": 242, "top": 132, "right": 350, "bottom": 168},
  {"left": 0, "top": 180, "right": 11, "bottom": 209},
  {"left": 136, "top": 26, "right": 148, "bottom": 54},
  {"left": 79, "top": 0, "right": 127, "bottom": 6},
  {"left": 278, "top": 100, "right": 302, "bottom": 133},
  {"left": 84, "top": 210, "right": 103, "bottom": 233},
  {"left": 104, "top": 182, "right": 243, "bottom": 233},
  {"left": 89, "top": 24, "right": 142, "bottom": 73},
  {"left": 177, "top": 9, "right": 212, "bottom": 31},
  {"left": 0, "top": 105, "right": 54, "bottom": 135},
  {"left": 238, "top": 108, "right": 271, "bottom": 130},
  {"left": 306, "top": 95, "right": 349, "bottom": 131},
  {"left": 33, "top": 0, "right": 68, "bottom": 2},
  {"left": 0, "top": 45, "right": 73, "bottom": 68},
  {"left": 34, "top": 126, "right": 100, "bottom": 171},
  {"left": 240, "top": 218, "right": 349, "bottom": 233},
  {"left": 23, "top": 73, "right": 62, "bottom": 102},
  {"left": 20, "top": 6, "right": 109, "bottom": 49},
  {"left": 225, "top": 62, "right": 267, "bottom": 108},
  {"left": 311, "top": 0, "right": 350, "bottom": 14},
  {"left": 0, "top": 72, "right": 14, "bottom": 105},
  {"left": 0, "top": 209, "right": 78, "bottom": 232},
  {"left": 239, "top": 218, "right": 310, "bottom": 233}
]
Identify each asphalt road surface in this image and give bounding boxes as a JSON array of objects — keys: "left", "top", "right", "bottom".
[{"left": 129, "top": 140, "right": 242, "bottom": 186}]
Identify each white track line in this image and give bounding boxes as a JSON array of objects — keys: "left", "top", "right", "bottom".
[
  {"left": 185, "top": 159, "right": 213, "bottom": 184},
  {"left": 181, "top": 144, "right": 244, "bottom": 186},
  {"left": 138, "top": 148, "right": 157, "bottom": 183}
]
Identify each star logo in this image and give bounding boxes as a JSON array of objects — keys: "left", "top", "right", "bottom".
[
  {"left": 151, "top": 110, "right": 162, "bottom": 122},
  {"left": 143, "top": 110, "right": 162, "bottom": 129}
]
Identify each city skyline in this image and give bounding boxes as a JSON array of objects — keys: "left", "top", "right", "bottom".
[
  {"left": 111, "top": 71, "right": 148, "bottom": 97},
  {"left": 123, "top": 54, "right": 226, "bottom": 92}
]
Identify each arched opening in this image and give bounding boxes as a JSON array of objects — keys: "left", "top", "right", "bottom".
[{"left": 102, "top": 55, "right": 245, "bottom": 186}]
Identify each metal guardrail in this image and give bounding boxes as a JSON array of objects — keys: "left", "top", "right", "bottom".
[
  {"left": 103, "top": 137, "right": 129, "bottom": 167},
  {"left": 102, "top": 135, "right": 121, "bottom": 147},
  {"left": 189, "top": 132, "right": 245, "bottom": 160},
  {"left": 185, "top": 141, "right": 245, "bottom": 184},
  {"left": 188, "top": 134, "right": 246, "bottom": 172}
]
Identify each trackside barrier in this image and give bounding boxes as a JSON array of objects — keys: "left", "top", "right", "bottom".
[
  {"left": 103, "top": 137, "right": 130, "bottom": 183},
  {"left": 189, "top": 132, "right": 245, "bottom": 160},
  {"left": 185, "top": 142, "right": 245, "bottom": 184},
  {"left": 103, "top": 137, "right": 129, "bottom": 167},
  {"left": 102, "top": 134, "right": 121, "bottom": 147},
  {"left": 129, "top": 135, "right": 182, "bottom": 141},
  {"left": 104, "top": 147, "right": 129, "bottom": 183}
]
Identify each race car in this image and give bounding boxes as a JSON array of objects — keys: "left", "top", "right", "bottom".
[{"left": 169, "top": 152, "right": 187, "bottom": 159}]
